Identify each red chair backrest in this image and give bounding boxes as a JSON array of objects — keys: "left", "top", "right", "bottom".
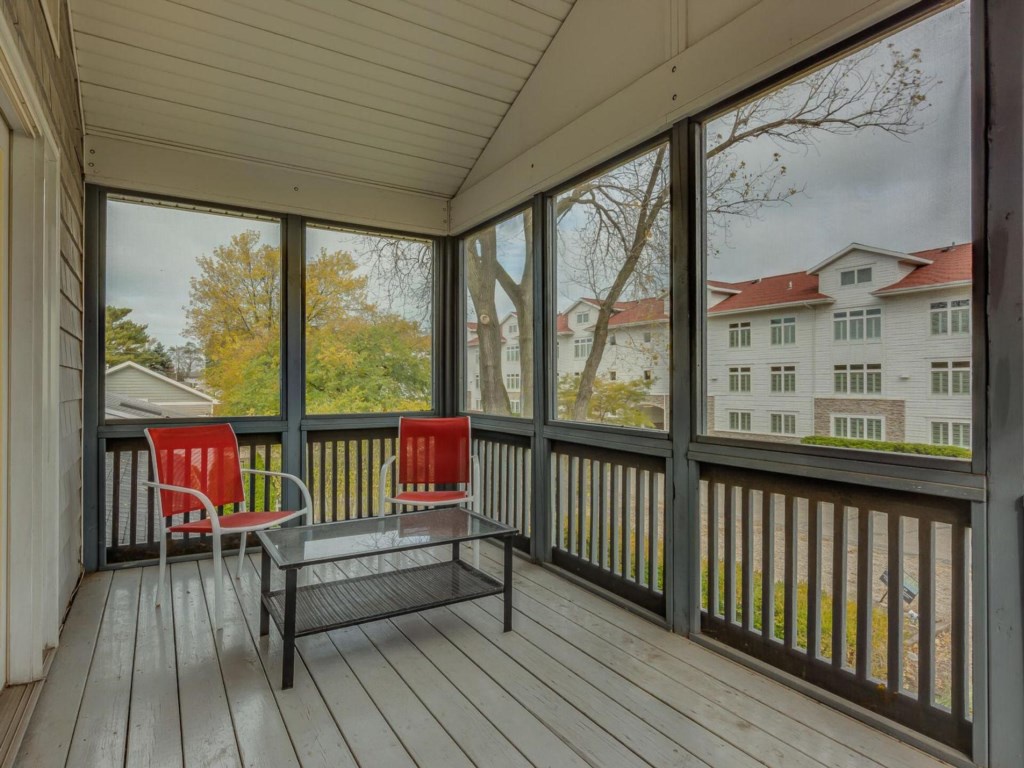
[
  {"left": 397, "top": 417, "right": 471, "bottom": 486},
  {"left": 145, "top": 424, "right": 245, "bottom": 517}
]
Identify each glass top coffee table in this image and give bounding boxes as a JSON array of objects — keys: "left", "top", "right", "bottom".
[{"left": 256, "top": 506, "right": 518, "bottom": 689}]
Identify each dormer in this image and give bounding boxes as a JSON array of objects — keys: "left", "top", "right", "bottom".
[{"left": 809, "top": 243, "right": 932, "bottom": 304}]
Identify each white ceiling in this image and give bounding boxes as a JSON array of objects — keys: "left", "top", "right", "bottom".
[{"left": 71, "top": 0, "right": 576, "bottom": 198}]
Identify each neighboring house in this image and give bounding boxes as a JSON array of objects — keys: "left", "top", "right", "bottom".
[
  {"left": 105, "top": 360, "right": 218, "bottom": 418},
  {"left": 466, "top": 294, "right": 672, "bottom": 429},
  {"left": 707, "top": 242, "right": 972, "bottom": 447}
]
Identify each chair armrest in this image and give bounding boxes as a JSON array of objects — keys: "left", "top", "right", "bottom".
[
  {"left": 240, "top": 468, "right": 313, "bottom": 520},
  {"left": 141, "top": 480, "right": 221, "bottom": 533}
]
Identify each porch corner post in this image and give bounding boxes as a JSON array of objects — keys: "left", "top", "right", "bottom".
[
  {"left": 83, "top": 184, "right": 103, "bottom": 571},
  {"left": 668, "top": 118, "right": 696, "bottom": 634},
  {"left": 531, "top": 192, "right": 552, "bottom": 562},
  {"left": 282, "top": 214, "right": 304, "bottom": 511},
  {"left": 983, "top": 0, "right": 1024, "bottom": 763},
  {"left": 437, "top": 235, "right": 459, "bottom": 418}
]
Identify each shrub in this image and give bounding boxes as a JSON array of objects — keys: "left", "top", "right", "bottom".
[{"left": 800, "top": 436, "right": 971, "bottom": 458}]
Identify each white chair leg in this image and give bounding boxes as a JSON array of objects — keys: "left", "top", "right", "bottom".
[
  {"left": 156, "top": 533, "right": 167, "bottom": 607},
  {"left": 213, "top": 534, "right": 224, "bottom": 631},
  {"left": 235, "top": 533, "right": 246, "bottom": 580}
]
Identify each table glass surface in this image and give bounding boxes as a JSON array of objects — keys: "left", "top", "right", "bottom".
[{"left": 257, "top": 507, "right": 516, "bottom": 568}]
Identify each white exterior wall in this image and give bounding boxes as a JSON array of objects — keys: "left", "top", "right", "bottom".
[{"left": 708, "top": 249, "right": 972, "bottom": 445}]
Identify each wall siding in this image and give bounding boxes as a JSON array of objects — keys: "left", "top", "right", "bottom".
[{"left": 3, "top": 0, "right": 86, "bottom": 613}]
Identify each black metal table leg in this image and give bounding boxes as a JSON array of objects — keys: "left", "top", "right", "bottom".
[
  {"left": 503, "top": 535, "right": 513, "bottom": 632},
  {"left": 260, "top": 543, "right": 271, "bottom": 637},
  {"left": 282, "top": 568, "right": 297, "bottom": 689}
]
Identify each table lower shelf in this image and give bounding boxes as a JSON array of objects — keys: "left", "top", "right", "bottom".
[{"left": 262, "top": 559, "right": 505, "bottom": 637}]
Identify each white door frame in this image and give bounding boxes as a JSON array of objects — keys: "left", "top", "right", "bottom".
[{"left": 0, "top": 14, "right": 63, "bottom": 685}]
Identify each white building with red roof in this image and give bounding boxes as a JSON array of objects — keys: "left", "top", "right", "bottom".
[{"left": 707, "top": 242, "right": 972, "bottom": 447}]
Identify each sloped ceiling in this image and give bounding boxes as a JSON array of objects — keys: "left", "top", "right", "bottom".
[{"left": 71, "top": 0, "right": 576, "bottom": 198}]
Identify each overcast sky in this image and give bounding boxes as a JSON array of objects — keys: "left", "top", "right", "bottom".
[{"left": 108, "top": 3, "right": 969, "bottom": 346}]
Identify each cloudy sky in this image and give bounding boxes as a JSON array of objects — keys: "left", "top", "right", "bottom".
[{"left": 107, "top": 2, "right": 970, "bottom": 347}]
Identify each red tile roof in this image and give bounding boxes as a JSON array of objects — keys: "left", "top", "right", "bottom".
[
  {"left": 874, "top": 243, "right": 972, "bottom": 295},
  {"left": 707, "top": 271, "right": 831, "bottom": 314},
  {"left": 608, "top": 297, "right": 668, "bottom": 326}
]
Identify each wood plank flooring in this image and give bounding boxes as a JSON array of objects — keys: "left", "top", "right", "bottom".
[{"left": 17, "top": 545, "right": 957, "bottom": 768}]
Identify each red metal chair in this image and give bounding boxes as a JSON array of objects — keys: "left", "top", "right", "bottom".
[
  {"left": 378, "top": 416, "right": 479, "bottom": 516},
  {"left": 144, "top": 424, "right": 311, "bottom": 630}
]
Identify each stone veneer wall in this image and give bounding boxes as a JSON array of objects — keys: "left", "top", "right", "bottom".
[
  {"left": 2, "top": 0, "right": 85, "bottom": 610},
  {"left": 813, "top": 398, "right": 906, "bottom": 441}
]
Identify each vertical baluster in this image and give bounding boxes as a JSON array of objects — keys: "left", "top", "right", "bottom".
[
  {"left": 707, "top": 478, "right": 719, "bottom": 618},
  {"left": 610, "top": 463, "right": 619, "bottom": 579},
  {"left": 918, "top": 518, "right": 935, "bottom": 706},
  {"left": 331, "top": 439, "right": 339, "bottom": 522},
  {"left": 591, "top": 460, "right": 601, "bottom": 565},
  {"left": 723, "top": 483, "right": 736, "bottom": 624},
  {"left": 567, "top": 454, "right": 577, "bottom": 555},
  {"left": 129, "top": 449, "right": 139, "bottom": 547},
  {"left": 761, "top": 492, "right": 775, "bottom": 640},
  {"left": 635, "top": 468, "right": 647, "bottom": 586},
  {"left": 263, "top": 442, "right": 271, "bottom": 509},
  {"left": 807, "top": 498, "right": 822, "bottom": 659},
  {"left": 146, "top": 457, "right": 155, "bottom": 548},
  {"left": 315, "top": 438, "right": 323, "bottom": 524},
  {"left": 356, "top": 438, "right": 364, "bottom": 517},
  {"left": 111, "top": 450, "right": 121, "bottom": 547},
  {"left": 306, "top": 440, "right": 314, "bottom": 515},
  {"left": 523, "top": 446, "right": 532, "bottom": 537},
  {"left": 648, "top": 470, "right": 658, "bottom": 591},
  {"left": 950, "top": 521, "right": 968, "bottom": 724},
  {"left": 832, "top": 504, "right": 848, "bottom": 668},
  {"left": 343, "top": 438, "right": 351, "bottom": 520},
  {"left": 577, "top": 456, "right": 587, "bottom": 557},
  {"left": 508, "top": 445, "right": 516, "bottom": 527},
  {"left": 856, "top": 508, "right": 874, "bottom": 680},
  {"left": 553, "top": 452, "right": 562, "bottom": 550},
  {"left": 621, "top": 465, "right": 632, "bottom": 582},
  {"left": 741, "top": 487, "right": 753, "bottom": 631},
  {"left": 784, "top": 494, "right": 797, "bottom": 648},
  {"left": 887, "top": 512, "right": 903, "bottom": 693}
]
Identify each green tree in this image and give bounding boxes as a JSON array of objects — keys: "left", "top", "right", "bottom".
[
  {"left": 105, "top": 306, "right": 173, "bottom": 374},
  {"left": 557, "top": 373, "right": 653, "bottom": 428},
  {"left": 185, "top": 231, "right": 431, "bottom": 415}
]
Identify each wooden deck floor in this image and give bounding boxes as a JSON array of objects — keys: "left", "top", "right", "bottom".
[{"left": 16, "top": 544, "right": 955, "bottom": 768}]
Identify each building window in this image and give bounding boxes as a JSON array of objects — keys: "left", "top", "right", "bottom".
[
  {"left": 834, "top": 363, "right": 882, "bottom": 394},
  {"left": 729, "top": 411, "right": 752, "bottom": 432},
  {"left": 729, "top": 366, "right": 751, "bottom": 392},
  {"left": 609, "top": 370, "right": 617, "bottom": 381},
  {"left": 931, "top": 420, "right": 971, "bottom": 447},
  {"left": 643, "top": 331, "right": 652, "bottom": 343},
  {"left": 835, "top": 308, "right": 882, "bottom": 341},
  {"left": 506, "top": 373, "right": 521, "bottom": 391},
  {"left": 573, "top": 337, "right": 593, "bottom": 359},
  {"left": 508, "top": 323, "right": 518, "bottom": 335},
  {"left": 643, "top": 369, "right": 653, "bottom": 381},
  {"left": 609, "top": 334, "right": 617, "bottom": 346},
  {"left": 931, "top": 360, "right": 971, "bottom": 395},
  {"left": 832, "top": 415, "right": 884, "bottom": 441},
  {"left": 840, "top": 267, "right": 873, "bottom": 286},
  {"left": 769, "top": 365, "right": 796, "bottom": 393},
  {"left": 510, "top": 399, "right": 522, "bottom": 414},
  {"left": 507, "top": 344, "right": 520, "bottom": 362},
  {"left": 729, "top": 321, "right": 751, "bottom": 348},
  {"left": 931, "top": 299, "right": 971, "bottom": 335},
  {"left": 475, "top": 399, "right": 481, "bottom": 410},
  {"left": 770, "top": 317, "right": 796, "bottom": 345},
  {"left": 576, "top": 311, "right": 590, "bottom": 324},
  {"left": 474, "top": 374, "right": 480, "bottom": 389},
  {"left": 770, "top": 413, "right": 796, "bottom": 435}
]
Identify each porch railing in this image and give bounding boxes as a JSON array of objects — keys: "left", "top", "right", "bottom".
[
  {"left": 104, "top": 433, "right": 282, "bottom": 563},
  {"left": 699, "top": 462, "right": 972, "bottom": 753},
  {"left": 551, "top": 440, "right": 666, "bottom": 614},
  {"left": 474, "top": 429, "right": 532, "bottom": 551}
]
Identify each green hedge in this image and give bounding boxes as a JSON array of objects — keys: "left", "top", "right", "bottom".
[{"left": 800, "top": 436, "right": 971, "bottom": 458}]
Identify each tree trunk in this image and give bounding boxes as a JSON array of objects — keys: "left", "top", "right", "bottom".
[{"left": 465, "top": 229, "right": 510, "bottom": 415}]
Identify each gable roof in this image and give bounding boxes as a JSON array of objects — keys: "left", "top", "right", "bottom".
[
  {"left": 106, "top": 361, "right": 218, "bottom": 403},
  {"left": 607, "top": 297, "right": 668, "bottom": 327},
  {"left": 807, "top": 243, "right": 932, "bottom": 274},
  {"left": 874, "top": 243, "right": 972, "bottom": 295},
  {"left": 707, "top": 272, "right": 832, "bottom": 315}
]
